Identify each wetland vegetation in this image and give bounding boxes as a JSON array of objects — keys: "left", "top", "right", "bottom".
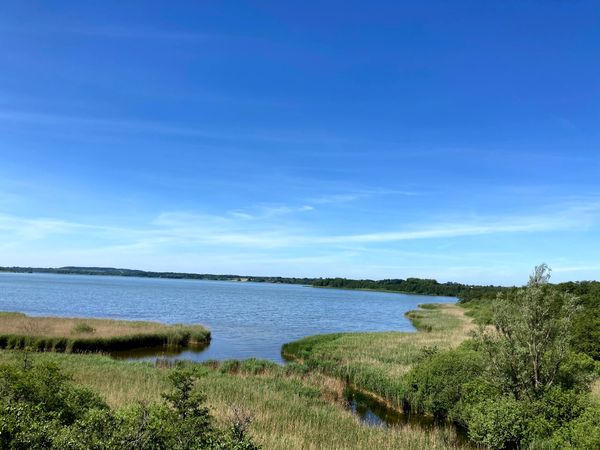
[
  {"left": 1, "top": 265, "right": 599, "bottom": 449},
  {"left": 0, "top": 351, "right": 469, "bottom": 450},
  {"left": 0, "top": 312, "right": 210, "bottom": 353},
  {"left": 284, "top": 266, "right": 600, "bottom": 449}
]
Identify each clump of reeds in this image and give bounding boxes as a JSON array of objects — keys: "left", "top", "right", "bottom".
[
  {"left": 0, "top": 313, "right": 210, "bottom": 354},
  {"left": 72, "top": 322, "right": 96, "bottom": 334}
]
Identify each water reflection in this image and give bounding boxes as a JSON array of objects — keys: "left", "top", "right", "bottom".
[
  {"left": 110, "top": 342, "right": 210, "bottom": 362},
  {"left": 346, "top": 389, "right": 431, "bottom": 428},
  {"left": 346, "top": 389, "right": 471, "bottom": 445}
]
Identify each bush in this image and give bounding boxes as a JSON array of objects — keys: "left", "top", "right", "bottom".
[
  {"left": 550, "top": 402, "right": 600, "bottom": 449},
  {"left": 521, "top": 387, "right": 589, "bottom": 446},
  {"left": 0, "top": 361, "right": 260, "bottom": 449},
  {"left": 464, "top": 395, "right": 528, "bottom": 449},
  {"left": 402, "top": 345, "right": 485, "bottom": 419},
  {"left": 556, "top": 352, "right": 599, "bottom": 392}
]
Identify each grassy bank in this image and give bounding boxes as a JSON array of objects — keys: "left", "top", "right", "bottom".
[
  {"left": 0, "top": 312, "right": 210, "bottom": 353},
  {"left": 282, "top": 303, "right": 473, "bottom": 409},
  {"left": 0, "top": 350, "right": 469, "bottom": 450}
]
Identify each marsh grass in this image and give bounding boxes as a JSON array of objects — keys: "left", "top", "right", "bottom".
[
  {"left": 0, "top": 304, "right": 476, "bottom": 449},
  {"left": 0, "top": 350, "right": 471, "bottom": 450},
  {"left": 282, "top": 303, "right": 474, "bottom": 409},
  {"left": 0, "top": 312, "right": 210, "bottom": 353}
]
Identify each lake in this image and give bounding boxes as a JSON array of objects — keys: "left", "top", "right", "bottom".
[{"left": 0, "top": 272, "right": 456, "bottom": 362}]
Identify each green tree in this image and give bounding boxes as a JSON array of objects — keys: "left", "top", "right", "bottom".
[{"left": 477, "top": 264, "right": 579, "bottom": 399}]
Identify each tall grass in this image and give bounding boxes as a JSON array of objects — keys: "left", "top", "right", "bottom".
[
  {"left": 0, "top": 312, "right": 210, "bottom": 353},
  {"left": 0, "top": 350, "right": 471, "bottom": 450},
  {"left": 282, "top": 303, "right": 473, "bottom": 409}
]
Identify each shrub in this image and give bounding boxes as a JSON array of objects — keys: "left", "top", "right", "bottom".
[
  {"left": 0, "top": 361, "right": 260, "bottom": 449},
  {"left": 550, "top": 402, "right": 600, "bottom": 449},
  {"left": 522, "top": 387, "right": 589, "bottom": 444},
  {"left": 464, "top": 395, "right": 528, "bottom": 449},
  {"left": 556, "top": 352, "right": 599, "bottom": 392},
  {"left": 402, "top": 345, "right": 485, "bottom": 419}
]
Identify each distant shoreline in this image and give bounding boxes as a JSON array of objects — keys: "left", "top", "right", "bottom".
[
  {"left": 0, "top": 266, "right": 314, "bottom": 285},
  {"left": 310, "top": 285, "right": 456, "bottom": 298},
  {"left": 0, "top": 265, "right": 506, "bottom": 300}
]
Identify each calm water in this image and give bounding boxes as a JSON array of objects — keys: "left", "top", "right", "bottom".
[
  {"left": 0, "top": 272, "right": 456, "bottom": 363},
  {"left": 346, "top": 389, "right": 470, "bottom": 444}
]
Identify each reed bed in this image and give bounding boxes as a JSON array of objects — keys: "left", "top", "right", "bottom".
[
  {"left": 0, "top": 312, "right": 210, "bottom": 353},
  {"left": 0, "top": 350, "right": 471, "bottom": 450},
  {"left": 281, "top": 303, "right": 473, "bottom": 409}
]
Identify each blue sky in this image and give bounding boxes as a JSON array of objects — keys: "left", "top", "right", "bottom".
[{"left": 1, "top": 1, "right": 599, "bottom": 285}]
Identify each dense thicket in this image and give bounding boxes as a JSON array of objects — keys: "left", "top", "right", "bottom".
[
  {"left": 461, "top": 280, "right": 600, "bottom": 361},
  {"left": 554, "top": 281, "right": 600, "bottom": 360},
  {"left": 404, "top": 266, "right": 600, "bottom": 449}
]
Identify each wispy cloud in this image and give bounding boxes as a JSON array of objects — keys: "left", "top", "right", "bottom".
[
  {"left": 319, "top": 220, "right": 567, "bottom": 244},
  {"left": 0, "top": 214, "right": 87, "bottom": 240},
  {"left": 0, "top": 109, "right": 342, "bottom": 145},
  {"left": 1, "top": 200, "right": 598, "bottom": 250},
  {"left": 309, "top": 188, "right": 419, "bottom": 205},
  {"left": 1, "top": 201, "right": 599, "bottom": 284}
]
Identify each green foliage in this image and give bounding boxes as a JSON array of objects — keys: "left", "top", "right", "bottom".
[
  {"left": 403, "top": 346, "right": 485, "bottom": 419},
  {"left": 401, "top": 266, "right": 600, "bottom": 449},
  {"left": 463, "top": 395, "right": 528, "bottom": 449},
  {"left": 555, "top": 281, "right": 600, "bottom": 360},
  {"left": 0, "top": 361, "right": 259, "bottom": 449},
  {"left": 219, "top": 359, "right": 241, "bottom": 374},
  {"left": 550, "top": 402, "right": 600, "bottom": 449},
  {"left": 312, "top": 276, "right": 504, "bottom": 299},
  {"left": 522, "top": 387, "right": 589, "bottom": 442},
  {"left": 464, "top": 279, "right": 600, "bottom": 361},
  {"left": 476, "top": 265, "right": 579, "bottom": 399},
  {"left": 461, "top": 295, "right": 496, "bottom": 324},
  {"left": 458, "top": 383, "right": 589, "bottom": 448},
  {"left": 556, "top": 351, "right": 599, "bottom": 392}
]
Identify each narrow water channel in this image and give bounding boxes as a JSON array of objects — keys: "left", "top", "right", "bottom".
[{"left": 345, "top": 389, "right": 471, "bottom": 446}]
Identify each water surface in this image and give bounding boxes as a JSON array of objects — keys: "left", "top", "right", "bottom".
[
  {"left": 0, "top": 272, "right": 456, "bottom": 362},
  {"left": 346, "top": 389, "right": 470, "bottom": 445}
]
